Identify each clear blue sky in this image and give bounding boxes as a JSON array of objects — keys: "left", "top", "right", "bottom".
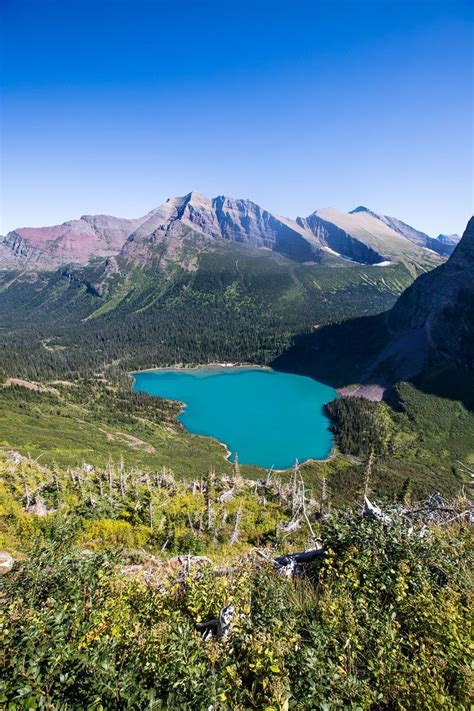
[{"left": 1, "top": 0, "right": 472, "bottom": 236}]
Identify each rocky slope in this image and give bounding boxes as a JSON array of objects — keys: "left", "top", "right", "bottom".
[
  {"left": 298, "top": 207, "right": 444, "bottom": 266},
  {"left": 0, "top": 214, "right": 149, "bottom": 270},
  {"left": 272, "top": 216, "right": 473, "bottom": 400},
  {"left": 121, "top": 191, "right": 324, "bottom": 265},
  {"left": 349, "top": 206, "right": 460, "bottom": 256},
  {"left": 1, "top": 191, "right": 452, "bottom": 271},
  {"left": 385, "top": 216, "right": 474, "bottom": 372}
]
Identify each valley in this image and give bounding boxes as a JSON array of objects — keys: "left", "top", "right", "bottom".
[
  {"left": 0, "top": 211, "right": 472, "bottom": 505},
  {"left": 2, "top": 2, "right": 473, "bottom": 706}
]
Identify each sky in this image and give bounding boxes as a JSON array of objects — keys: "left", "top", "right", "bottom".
[{"left": 1, "top": 0, "right": 473, "bottom": 237}]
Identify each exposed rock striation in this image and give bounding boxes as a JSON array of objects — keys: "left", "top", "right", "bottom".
[
  {"left": 122, "top": 191, "right": 324, "bottom": 264},
  {"left": 298, "top": 207, "right": 444, "bottom": 266},
  {"left": 0, "top": 214, "right": 149, "bottom": 270}
]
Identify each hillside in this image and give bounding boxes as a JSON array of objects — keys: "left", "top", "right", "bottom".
[
  {"left": 0, "top": 234, "right": 422, "bottom": 380},
  {"left": 298, "top": 207, "right": 444, "bottom": 266},
  {"left": 386, "top": 216, "right": 474, "bottom": 373},
  {"left": 1, "top": 191, "right": 444, "bottom": 387},
  {"left": 349, "top": 206, "right": 460, "bottom": 256},
  {"left": 0, "top": 449, "right": 472, "bottom": 709}
]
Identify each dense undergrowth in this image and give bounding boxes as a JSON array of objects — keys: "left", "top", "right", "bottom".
[{"left": 0, "top": 451, "right": 472, "bottom": 709}]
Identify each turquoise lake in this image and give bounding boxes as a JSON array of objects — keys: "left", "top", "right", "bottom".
[{"left": 132, "top": 367, "right": 337, "bottom": 470}]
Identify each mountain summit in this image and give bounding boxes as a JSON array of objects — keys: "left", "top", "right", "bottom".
[
  {"left": 297, "top": 206, "right": 459, "bottom": 264},
  {"left": 0, "top": 192, "right": 453, "bottom": 271},
  {"left": 349, "top": 206, "right": 460, "bottom": 256}
]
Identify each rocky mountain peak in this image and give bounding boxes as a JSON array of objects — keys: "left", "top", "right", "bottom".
[
  {"left": 0, "top": 192, "right": 459, "bottom": 272},
  {"left": 350, "top": 205, "right": 371, "bottom": 214},
  {"left": 448, "top": 216, "right": 473, "bottom": 262}
]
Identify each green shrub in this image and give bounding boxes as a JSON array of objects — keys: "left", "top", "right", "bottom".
[{"left": 1, "top": 511, "right": 471, "bottom": 709}]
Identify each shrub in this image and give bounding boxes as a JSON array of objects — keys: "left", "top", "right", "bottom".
[{"left": 1, "top": 511, "right": 471, "bottom": 709}]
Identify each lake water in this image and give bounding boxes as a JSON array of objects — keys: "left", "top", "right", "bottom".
[{"left": 132, "top": 367, "right": 337, "bottom": 470}]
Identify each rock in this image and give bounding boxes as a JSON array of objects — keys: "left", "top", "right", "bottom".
[
  {"left": 26, "top": 497, "right": 49, "bottom": 516},
  {"left": 2, "top": 190, "right": 455, "bottom": 273},
  {"left": 0, "top": 551, "right": 13, "bottom": 574},
  {"left": 0, "top": 214, "right": 148, "bottom": 270},
  {"left": 350, "top": 206, "right": 460, "bottom": 256},
  {"left": 298, "top": 207, "right": 444, "bottom": 266},
  {"left": 122, "top": 191, "right": 324, "bottom": 265}
]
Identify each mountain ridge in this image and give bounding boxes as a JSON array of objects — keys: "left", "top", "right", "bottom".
[
  {"left": 272, "top": 215, "right": 473, "bottom": 406},
  {"left": 0, "top": 191, "right": 453, "bottom": 272},
  {"left": 385, "top": 215, "right": 474, "bottom": 372},
  {"left": 349, "top": 206, "right": 460, "bottom": 256}
]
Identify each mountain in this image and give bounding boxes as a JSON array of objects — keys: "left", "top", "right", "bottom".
[
  {"left": 436, "top": 233, "right": 461, "bottom": 251},
  {"left": 273, "top": 216, "right": 473, "bottom": 403},
  {"left": 0, "top": 214, "right": 150, "bottom": 270},
  {"left": 349, "top": 206, "right": 460, "bottom": 256},
  {"left": 120, "top": 191, "right": 324, "bottom": 265},
  {"left": 1, "top": 191, "right": 449, "bottom": 272},
  {"left": 0, "top": 192, "right": 325, "bottom": 271},
  {"left": 297, "top": 206, "right": 444, "bottom": 266},
  {"left": 385, "top": 215, "right": 474, "bottom": 372}
]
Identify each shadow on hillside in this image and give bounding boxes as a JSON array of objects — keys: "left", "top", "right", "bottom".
[
  {"left": 272, "top": 315, "right": 474, "bottom": 412},
  {"left": 411, "top": 362, "right": 474, "bottom": 412},
  {"left": 271, "top": 313, "right": 389, "bottom": 389}
]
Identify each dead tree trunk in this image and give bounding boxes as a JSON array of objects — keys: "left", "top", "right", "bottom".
[{"left": 230, "top": 505, "right": 242, "bottom": 544}]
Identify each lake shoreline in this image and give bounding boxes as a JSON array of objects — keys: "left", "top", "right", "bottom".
[
  {"left": 130, "top": 362, "right": 272, "bottom": 375},
  {"left": 131, "top": 364, "right": 337, "bottom": 471}
]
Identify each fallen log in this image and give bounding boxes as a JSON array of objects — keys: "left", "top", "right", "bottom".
[
  {"left": 257, "top": 546, "right": 325, "bottom": 577},
  {"left": 196, "top": 604, "right": 235, "bottom": 640},
  {"left": 363, "top": 497, "right": 392, "bottom": 524}
]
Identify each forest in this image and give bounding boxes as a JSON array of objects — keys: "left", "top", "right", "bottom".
[{"left": 0, "top": 247, "right": 416, "bottom": 380}]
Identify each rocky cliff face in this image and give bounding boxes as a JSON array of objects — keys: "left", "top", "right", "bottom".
[
  {"left": 298, "top": 207, "right": 442, "bottom": 266},
  {"left": 0, "top": 192, "right": 325, "bottom": 270},
  {"left": 298, "top": 211, "right": 383, "bottom": 264},
  {"left": 387, "top": 216, "right": 474, "bottom": 370},
  {"left": 122, "top": 191, "right": 324, "bottom": 264}
]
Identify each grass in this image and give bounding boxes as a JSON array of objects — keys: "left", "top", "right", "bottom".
[{"left": 0, "top": 381, "right": 236, "bottom": 477}]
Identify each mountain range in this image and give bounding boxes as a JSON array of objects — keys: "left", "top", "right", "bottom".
[
  {"left": 0, "top": 190, "right": 471, "bottom": 409},
  {"left": 0, "top": 191, "right": 459, "bottom": 271},
  {"left": 275, "top": 215, "right": 474, "bottom": 400}
]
